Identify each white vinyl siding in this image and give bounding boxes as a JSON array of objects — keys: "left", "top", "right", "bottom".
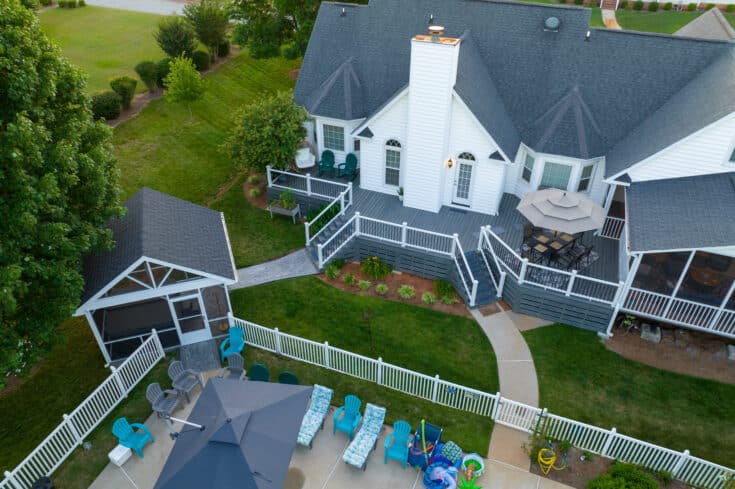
[{"left": 323, "top": 124, "right": 344, "bottom": 151}]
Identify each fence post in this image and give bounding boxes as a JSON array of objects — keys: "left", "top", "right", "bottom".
[
  {"left": 3, "top": 471, "right": 23, "bottom": 489},
  {"left": 266, "top": 165, "right": 273, "bottom": 187},
  {"left": 431, "top": 375, "right": 440, "bottom": 403},
  {"left": 150, "top": 328, "right": 163, "bottom": 358},
  {"left": 274, "top": 328, "right": 282, "bottom": 355},
  {"left": 600, "top": 427, "right": 617, "bottom": 457},
  {"left": 377, "top": 357, "right": 383, "bottom": 385},
  {"left": 451, "top": 234, "right": 458, "bottom": 256},
  {"left": 63, "top": 414, "right": 84, "bottom": 446},
  {"left": 470, "top": 279, "right": 478, "bottom": 308},
  {"left": 672, "top": 450, "right": 690, "bottom": 477},
  {"left": 317, "top": 244, "right": 324, "bottom": 269},
  {"left": 355, "top": 212, "right": 361, "bottom": 236},
  {"left": 566, "top": 270, "right": 577, "bottom": 297},
  {"left": 324, "top": 341, "right": 330, "bottom": 368},
  {"left": 348, "top": 182, "right": 353, "bottom": 206},
  {"left": 477, "top": 227, "right": 485, "bottom": 250},
  {"left": 305, "top": 222, "right": 311, "bottom": 246},
  {"left": 306, "top": 173, "right": 312, "bottom": 196},
  {"left": 490, "top": 392, "right": 502, "bottom": 420},
  {"left": 498, "top": 271, "right": 506, "bottom": 297},
  {"left": 339, "top": 192, "right": 346, "bottom": 216},
  {"left": 110, "top": 365, "right": 128, "bottom": 397},
  {"left": 519, "top": 258, "right": 529, "bottom": 284},
  {"left": 401, "top": 222, "right": 408, "bottom": 247}
]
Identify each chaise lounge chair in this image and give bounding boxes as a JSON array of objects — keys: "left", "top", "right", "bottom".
[
  {"left": 342, "top": 403, "right": 386, "bottom": 470},
  {"left": 297, "top": 384, "right": 334, "bottom": 449}
]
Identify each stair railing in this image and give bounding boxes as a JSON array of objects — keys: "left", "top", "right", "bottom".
[
  {"left": 305, "top": 186, "right": 352, "bottom": 245},
  {"left": 477, "top": 226, "right": 503, "bottom": 296}
]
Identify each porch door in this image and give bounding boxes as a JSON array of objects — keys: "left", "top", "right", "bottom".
[
  {"left": 170, "top": 293, "right": 211, "bottom": 344},
  {"left": 453, "top": 160, "right": 474, "bottom": 206}
]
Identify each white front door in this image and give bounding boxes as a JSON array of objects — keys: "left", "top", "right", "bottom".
[
  {"left": 170, "top": 293, "right": 211, "bottom": 344},
  {"left": 453, "top": 160, "right": 474, "bottom": 206}
]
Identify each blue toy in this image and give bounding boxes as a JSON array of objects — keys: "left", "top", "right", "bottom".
[{"left": 408, "top": 420, "right": 442, "bottom": 470}]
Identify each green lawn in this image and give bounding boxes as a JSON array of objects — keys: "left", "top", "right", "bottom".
[
  {"left": 40, "top": 6, "right": 165, "bottom": 94},
  {"left": 615, "top": 9, "right": 703, "bottom": 33},
  {"left": 0, "top": 318, "right": 108, "bottom": 474},
  {"left": 230, "top": 277, "right": 499, "bottom": 394},
  {"left": 590, "top": 7, "right": 604, "bottom": 27},
  {"left": 524, "top": 325, "right": 735, "bottom": 466}
]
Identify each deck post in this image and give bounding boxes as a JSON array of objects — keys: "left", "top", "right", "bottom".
[
  {"left": 606, "top": 254, "right": 643, "bottom": 337},
  {"left": 85, "top": 311, "right": 112, "bottom": 366},
  {"left": 401, "top": 222, "right": 408, "bottom": 247},
  {"left": 339, "top": 192, "right": 345, "bottom": 216},
  {"left": 305, "top": 221, "right": 311, "bottom": 246},
  {"left": 306, "top": 173, "right": 312, "bottom": 196},
  {"left": 498, "top": 271, "right": 507, "bottom": 297},
  {"left": 348, "top": 182, "right": 353, "bottom": 206},
  {"left": 266, "top": 165, "right": 273, "bottom": 187},
  {"left": 519, "top": 258, "right": 529, "bottom": 284},
  {"left": 708, "top": 280, "right": 735, "bottom": 330},
  {"left": 470, "top": 280, "right": 478, "bottom": 307},
  {"left": 317, "top": 244, "right": 324, "bottom": 269},
  {"left": 565, "top": 270, "right": 577, "bottom": 297},
  {"left": 355, "top": 212, "right": 361, "bottom": 236},
  {"left": 600, "top": 427, "right": 617, "bottom": 457},
  {"left": 451, "top": 234, "right": 458, "bottom": 255},
  {"left": 672, "top": 450, "right": 690, "bottom": 477}
]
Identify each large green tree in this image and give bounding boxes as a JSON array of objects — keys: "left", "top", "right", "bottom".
[
  {"left": 183, "top": 0, "right": 229, "bottom": 61},
  {"left": 0, "top": 0, "right": 122, "bottom": 378}
]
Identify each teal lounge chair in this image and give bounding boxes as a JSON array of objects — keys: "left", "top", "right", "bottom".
[
  {"left": 249, "top": 363, "right": 270, "bottom": 382},
  {"left": 297, "top": 384, "right": 334, "bottom": 449},
  {"left": 219, "top": 327, "right": 245, "bottom": 362},
  {"left": 343, "top": 403, "right": 386, "bottom": 470},
  {"left": 112, "top": 418, "right": 154, "bottom": 458},
  {"left": 333, "top": 394, "right": 362, "bottom": 440},
  {"left": 317, "top": 150, "right": 335, "bottom": 177},
  {"left": 384, "top": 420, "right": 412, "bottom": 468},
  {"left": 337, "top": 153, "right": 358, "bottom": 181}
]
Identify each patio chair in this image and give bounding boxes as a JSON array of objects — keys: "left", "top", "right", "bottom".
[
  {"left": 219, "top": 327, "right": 245, "bottom": 362},
  {"left": 112, "top": 417, "right": 154, "bottom": 458},
  {"left": 317, "top": 150, "right": 335, "bottom": 177},
  {"left": 218, "top": 353, "right": 246, "bottom": 380},
  {"left": 278, "top": 371, "right": 299, "bottom": 385},
  {"left": 146, "top": 382, "right": 181, "bottom": 418},
  {"left": 168, "top": 360, "right": 203, "bottom": 402},
  {"left": 337, "top": 153, "right": 358, "bottom": 181},
  {"left": 297, "top": 384, "right": 334, "bottom": 449},
  {"left": 384, "top": 420, "right": 412, "bottom": 468},
  {"left": 333, "top": 394, "right": 362, "bottom": 440},
  {"left": 248, "top": 363, "right": 270, "bottom": 382},
  {"left": 342, "top": 403, "right": 386, "bottom": 470}
]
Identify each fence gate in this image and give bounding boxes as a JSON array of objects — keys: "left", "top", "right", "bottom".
[{"left": 494, "top": 397, "right": 543, "bottom": 432}]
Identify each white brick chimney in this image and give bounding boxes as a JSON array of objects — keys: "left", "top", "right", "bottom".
[{"left": 403, "top": 27, "right": 461, "bottom": 213}]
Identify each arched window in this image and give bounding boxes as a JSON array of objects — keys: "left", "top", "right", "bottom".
[
  {"left": 385, "top": 139, "right": 402, "bottom": 186},
  {"left": 458, "top": 152, "right": 475, "bottom": 161}
]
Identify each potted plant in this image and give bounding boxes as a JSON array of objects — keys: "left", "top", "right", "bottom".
[
  {"left": 268, "top": 190, "right": 301, "bottom": 224},
  {"left": 397, "top": 186, "right": 404, "bottom": 202}
]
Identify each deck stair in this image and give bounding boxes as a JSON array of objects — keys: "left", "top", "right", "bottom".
[
  {"left": 305, "top": 214, "right": 349, "bottom": 264},
  {"left": 464, "top": 250, "right": 497, "bottom": 307}
]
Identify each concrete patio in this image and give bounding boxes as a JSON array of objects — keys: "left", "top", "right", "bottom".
[{"left": 90, "top": 372, "right": 572, "bottom": 489}]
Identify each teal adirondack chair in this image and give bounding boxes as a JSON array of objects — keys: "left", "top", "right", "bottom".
[
  {"left": 249, "top": 363, "right": 270, "bottom": 382},
  {"left": 112, "top": 418, "right": 154, "bottom": 458},
  {"left": 219, "top": 327, "right": 245, "bottom": 362},
  {"left": 333, "top": 394, "right": 362, "bottom": 440},
  {"left": 337, "top": 153, "right": 358, "bottom": 181},
  {"left": 317, "top": 150, "right": 335, "bottom": 176},
  {"left": 384, "top": 420, "right": 412, "bottom": 468}
]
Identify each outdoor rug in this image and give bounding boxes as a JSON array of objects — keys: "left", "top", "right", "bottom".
[{"left": 180, "top": 340, "right": 221, "bottom": 372}]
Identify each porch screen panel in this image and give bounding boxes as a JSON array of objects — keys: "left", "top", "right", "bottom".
[
  {"left": 676, "top": 252, "right": 733, "bottom": 307},
  {"left": 202, "top": 285, "right": 231, "bottom": 335},
  {"left": 539, "top": 162, "right": 572, "bottom": 190},
  {"left": 631, "top": 252, "right": 689, "bottom": 295}
]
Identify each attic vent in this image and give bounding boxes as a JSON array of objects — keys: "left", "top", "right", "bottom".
[
  {"left": 429, "top": 25, "right": 444, "bottom": 42},
  {"left": 544, "top": 17, "right": 560, "bottom": 32}
]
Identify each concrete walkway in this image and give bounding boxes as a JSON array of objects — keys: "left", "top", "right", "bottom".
[
  {"left": 602, "top": 9, "right": 622, "bottom": 29},
  {"left": 84, "top": 0, "right": 185, "bottom": 15},
  {"left": 471, "top": 307, "right": 551, "bottom": 470},
  {"left": 231, "top": 249, "right": 318, "bottom": 290}
]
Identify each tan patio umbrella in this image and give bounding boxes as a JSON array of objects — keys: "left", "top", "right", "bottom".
[{"left": 516, "top": 188, "right": 606, "bottom": 234}]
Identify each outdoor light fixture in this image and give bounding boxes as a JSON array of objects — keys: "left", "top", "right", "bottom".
[{"left": 446, "top": 157, "right": 454, "bottom": 168}]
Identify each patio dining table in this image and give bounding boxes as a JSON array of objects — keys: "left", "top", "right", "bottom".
[{"left": 526, "top": 231, "right": 576, "bottom": 264}]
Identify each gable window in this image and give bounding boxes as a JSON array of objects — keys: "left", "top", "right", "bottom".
[
  {"left": 385, "top": 139, "right": 401, "bottom": 186},
  {"left": 522, "top": 153, "right": 535, "bottom": 182},
  {"left": 540, "top": 162, "right": 572, "bottom": 190},
  {"left": 323, "top": 124, "right": 344, "bottom": 151},
  {"left": 577, "top": 164, "right": 595, "bottom": 192}
]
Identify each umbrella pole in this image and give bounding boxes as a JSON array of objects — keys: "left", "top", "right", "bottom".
[{"left": 165, "top": 415, "right": 206, "bottom": 439}]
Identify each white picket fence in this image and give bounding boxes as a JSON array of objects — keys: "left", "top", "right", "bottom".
[
  {"left": 1, "top": 331, "right": 165, "bottom": 489},
  {"left": 230, "top": 315, "right": 734, "bottom": 489}
]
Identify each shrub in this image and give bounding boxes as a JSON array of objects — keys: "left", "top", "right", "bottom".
[
  {"left": 375, "top": 283, "right": 389, "bottom": 295},
  {"left": 57, "top": 0, "right": 65, "bottom": 7},
  {"left": 421, "top": 292, "right": 436, "bottom": 304},
  {"left": 272, "top": 190, "right": 297, "bottom": 210},
  {"left": 40, "top": 0, "right": 51, "bottom": 5},
  {"left": 440, "top": 294, "right": 459, "bottom": 305},
  {"left": 434, "top": 280, "right": 455, "bottom": 298},
  {"left": 109, "top": 76, "right": 137, "bottom": 109},
  {"left": 217, "top": 39, "right": 231, "bottom": 57},
  {"left": 360, "top": 256, "right": 392, "bottom": 280},
  {"left": 648, "top": 1, "right": 659, "bottom": 10},
  {"left": 155, "top": 16, "right": 196, "bottom": 58},
  {"left": 232, "top": 22, "right": 248, "bottom": 45},
  {"left": 727, "top": 3, "right": 735, "bottom": 11},
  {"left": 620, "top": 0, "right": 629, "bottom": 7},
  {"left": 656, "top": 470, "right": 673, "bottom": 486},
  {"left": 588, "top": 463, "right": 658, "bottom": 489},
  {"left": 342, "top": 272, "right": 356, "bottom": 286},
  {"left": 191, "top": 50, "right": 211, "bottom": 71},
  {"left": 325, "top": 264, "right": 340, "bottom": 280},
  {"left": 574, "top": 0, "right": 583, "bottom": 4},
  {"left": 156, "top": 58, "right": 172, "bottom": 88},
  {"left": 134, "top": 61, "right": 158, "bottom": 92},
  {"left": 247, "top": 174, "right": 260, "bottom": 185},
  {"left": 558, "top": 439, "right": 572, "bottom": 455},
  {"left": 358, "top": 280, "right": 371, "bottom": 291},
  {"left": 706, "top": 2, "right": 716, "bottom": 8},
  {"left": 78, "top": 0, "right": 85, "bottom": 6},
  {"left": 397, "top": 285, "right": 415, "bottom": 300},
  {"left": 332, "top": 258, "right": 346, "bottom": 269},
  {"left": 633, "top": 0, "right": 644, "bottom": 9},
  {"left": 90, "top": 91, "right": 121, "bottom": 121},
  {"left": 282, "top": 43, "right": 300, "bottom": 60},
  {"left": 663, "top": 1, "right": 672, "bottom": 9},
  {"left": 248, "top": 188, "right": 260, "bottom": 198},
  {"left": 68, "top": 0, "right": 76, "bottom": 7},
  {"left": 687, "top": 2, "right": 697, "bottom": 10}
]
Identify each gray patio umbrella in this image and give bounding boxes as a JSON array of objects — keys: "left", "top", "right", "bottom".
[
  {"left": 154, "top": 377, "right": 312, "bottom": 489},
  {"left": 516, "top": 188, "right": 606, "bottom": 234}
]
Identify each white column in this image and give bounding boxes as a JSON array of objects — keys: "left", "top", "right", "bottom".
[
  {"left": 266, "top": 165, "right": 273, "bottom": 187},
  {"left": 85, "top": 311, "right": 111, "bottom": 365},
  {"left": 605, "top": 253, "right": 643, "bottom": 336}
]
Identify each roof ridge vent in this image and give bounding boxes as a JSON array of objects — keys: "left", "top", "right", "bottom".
[{"left": 544, "top": 16, "right": 560, "bottom": 32}]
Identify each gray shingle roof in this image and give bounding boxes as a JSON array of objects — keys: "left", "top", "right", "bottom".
[
  {"left": 294, "top": 0, "right": 733, "bottom": 169},
  {"left": 674, "top": 9, "right": 735, "bottom": 41},
  {"left": 81, "top": 187, "right": 236, "bottom": 304},
  {"left": 626, "top": 172, "right": 735, "bottom": 252}
]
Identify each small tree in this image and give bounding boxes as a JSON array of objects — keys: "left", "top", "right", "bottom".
[
  {"left": 154, "top": 16, "right": 197, "bottom": 58},
  {"left": 134, "top": 61, "right": 158, "bottom": 92},
  {"left": 183, "top": 0, "right": 229, "bottom": 61},
  {"left": 164, "top": 55, "right": 206, "bottom": 121},
  {"left": 109, "top": 75, "right": 137, "bottom": 109},
  {"left": 225, "top": 92, "right": 306, "bottom": 172}
]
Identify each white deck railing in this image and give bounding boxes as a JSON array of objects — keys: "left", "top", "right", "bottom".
[
  {"left": 2, "top": 332, "right": 165, "bottom": 489},
  {"left": 598, "top": 216, "right": 626, "bottom": 240},
  {"left": 317, "top": 213, "right": 479, "bottom": 306},
  {"left": 479, "top": 226, "right": 624, "bottom": 305},
  {"left": 229, "top": 315, "right": 734, "bottom": 489}
]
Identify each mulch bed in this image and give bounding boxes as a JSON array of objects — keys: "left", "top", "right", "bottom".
[{"left": 318, "top": 262, "right": 471, "bottom": 318}]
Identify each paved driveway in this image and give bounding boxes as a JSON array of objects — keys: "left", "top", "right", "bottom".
[{"left": 84, "top": 0, "right": 185, "bottom": 15}]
